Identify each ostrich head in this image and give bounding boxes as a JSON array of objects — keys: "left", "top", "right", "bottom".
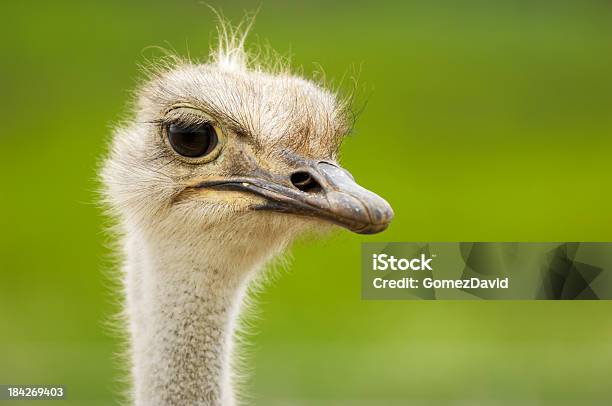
[{"left": 102, "top": 22, "right": 393, "bottom": 275}]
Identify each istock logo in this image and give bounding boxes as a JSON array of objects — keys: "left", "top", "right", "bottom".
[{"left": 372, "top": 253, "right": 434, "bottom": 271}]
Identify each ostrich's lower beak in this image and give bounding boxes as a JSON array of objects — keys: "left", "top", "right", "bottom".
[{"left": 194, "top": 161, "right": 394, "bottom": 234}]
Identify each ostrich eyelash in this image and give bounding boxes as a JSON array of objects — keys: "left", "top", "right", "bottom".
[
  {"left": 148, "top": 113, "right": 252, "bottom": 141},
  {"left": 149, "top": 111, "right": 214, "bottom": 130}
]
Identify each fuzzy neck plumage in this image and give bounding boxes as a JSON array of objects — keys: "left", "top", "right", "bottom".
[{"left": 123, "top": 224, "right": 285, "bottom": 406}]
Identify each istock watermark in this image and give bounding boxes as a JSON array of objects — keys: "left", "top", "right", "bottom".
[
  {"left": 372, "top": 253, "right": 434, "bottom": 271},
  {"left": 361, "top": 242, "right": 612, "bottom": 300}
]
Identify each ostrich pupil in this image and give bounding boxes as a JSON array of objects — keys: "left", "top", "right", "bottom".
[{"left": 167, "top": 122, "right": 217, "bottom": 158}]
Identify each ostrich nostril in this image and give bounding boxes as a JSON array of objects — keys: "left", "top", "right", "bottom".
[{"left": 290, "top": 171, "right": 323, "bottom": 194}]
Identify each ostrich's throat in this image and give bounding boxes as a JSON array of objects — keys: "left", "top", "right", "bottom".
[{"left": 125, "top": 234, "right": 259, "bottom": 406}]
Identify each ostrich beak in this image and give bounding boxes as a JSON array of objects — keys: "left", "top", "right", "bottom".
[{"left": 194, "top": 161, "right": 394, "bottom": 234}]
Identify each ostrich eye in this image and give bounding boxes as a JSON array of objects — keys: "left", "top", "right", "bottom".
[{"left": 167, "top": 122, "right": 218, "bottom": 158}]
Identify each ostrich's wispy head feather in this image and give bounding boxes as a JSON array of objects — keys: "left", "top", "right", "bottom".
[{"left": 210, "top": 12, "right": 252, "bottom": 71}]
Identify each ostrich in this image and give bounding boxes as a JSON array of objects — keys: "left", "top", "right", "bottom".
[{"left": 101, "top": 19, "right": 393, "bottom": 406}]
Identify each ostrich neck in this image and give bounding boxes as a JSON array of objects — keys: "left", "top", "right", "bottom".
[{"left": 124, "top": 229, "right": 269, "bottom": 406}]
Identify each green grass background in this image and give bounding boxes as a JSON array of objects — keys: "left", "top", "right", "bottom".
[{"left": 1, "top": 0, "right": 612, "bottom": 404}]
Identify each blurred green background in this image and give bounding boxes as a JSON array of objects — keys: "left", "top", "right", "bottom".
[{"left": 2, "top": 0, "right": 612, "bottom": 404}]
